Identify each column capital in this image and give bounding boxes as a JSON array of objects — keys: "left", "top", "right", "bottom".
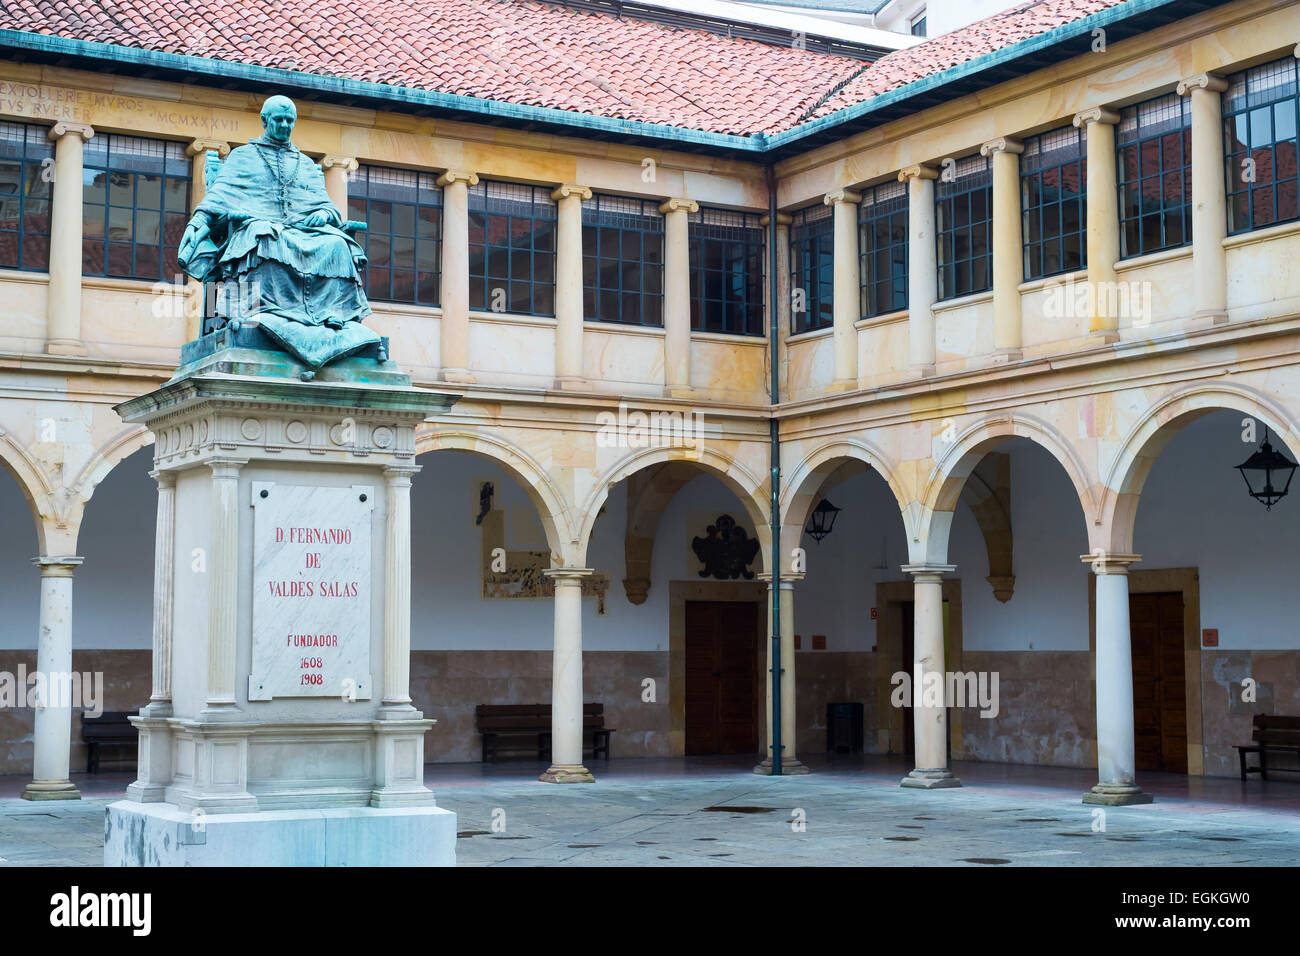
[
  {"left": 551, "top": 183, "right": 592, "bottom": 202},
  {"left": 980, "top": 136, "right": 1024, "bottom": 156},
  {"left": 658, "top": 197, "right": 698, "bottom": 215},
  {"left": 207, "top": 456, "right": 248, "bottom": 477},
  {"left": 898, "top": 164, "right": 939, "bottom": 183},
  {"left": 760, "top": 213, "right": 793, "bottom": 227},
  {"left": 901, "top": 563, "right": 955, "bottom": 580},
  {"left": 756, "top": 571, "right": 804, "bottom": 586},
  {"left": 187, "top": 138, "right": 230, "bottom": 158},
  {"left": 48, "top": 121, "right": 94, "bottom": 143},
  {"left": 437, "top": 169, "right": 479, "bottom": 188},
  {"left": 149, "top": 468, "right": 178, "bottom": 488},
  {"left": 544, "top": 567, "right": 593, "bottom": 584},
  {"left": 382, "top": 462, "right": 421, "bottom": 481},
  {"left": 1072, "top": 106, "right": 1121, "bottom": 128},
  {"left": 320, "top": 154, "right": 359, "bottom": 173},
  {"left": 823, "top": 188, "right": 862, "bottom": 206},
  {"left": 32, "top": 555, "right": 84, "bottom": 576},
  {"left": 1176, "top": 73, "right": 1229, "bottom": 96},
  {"left": 1081, "top": 552, "right": 1141, "bottom": 573}
]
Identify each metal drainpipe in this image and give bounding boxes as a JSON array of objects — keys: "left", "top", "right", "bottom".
[{"left": 766, "top": 165, "right": 783, "bottom": 776}]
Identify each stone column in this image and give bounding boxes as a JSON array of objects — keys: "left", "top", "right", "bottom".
[
  {"left": 437, "top": 170, "right": 479, "bottom": 384},
  {"left": 900, "top": 563, "right": 960, "bottom": 788},
  {"left": 552, "top": 184, "right": 592, "bottom": 390},
  {"left": 1177, "top": 73, "right": 1230, "bottom": 326},
  {"left": 1082, "top": 552, "right": 1153, "bottom": 805},
  {"left": 144, "top": 470, "right": 176, "bottom": 717},
  {"left": 380, "top": 464, "right": 419, "bottom": 715},
  {"left": 184, "top": 140, "right": 231, "bottom": 341},
  {"left": 22, "top": 556, "right": 84, "bottom": 801},
  {"left": 203, "top": 458, "right": 245, "bottom": 718},
  {"left": 540, "top": 568, "right": 594, "bottom": 783},
  {"left": 754, "top": 573, "right": 809, "bottom": 774},
  {"left": 899, "top": 165, "right": 939, "bottom": 376},
  {"left": 825, "top": 188, "right": 862, "bottom": 390},
  {"left": 660, "top": 198, "right": 698, "bottom": 397},
  {"left": 981, "top": 137, "right": 1025, "bottom": 361},
  {"left": 45, "top": 122, "right": 94, "bottom": 356},
  {"left": 320, "top": 155, "right": 358, "bottom": 218},
  {"left": 1073, "top": 108, "right": 1122, "bottom": 343}
]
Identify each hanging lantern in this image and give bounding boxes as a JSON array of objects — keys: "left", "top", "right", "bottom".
[
  {"left": 805, "top": 498, "right": 842, "bottom": 542},
  {"left": 1235, "top": 427, "right": 1297, "bottom": 510}
]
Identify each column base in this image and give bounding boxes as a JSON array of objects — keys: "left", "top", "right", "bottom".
[
  {"left": 441, "top": 368, "right": 477, "bottom": 385},
  {"left": 539, "top": 764, "right": 595, "bottom": 784},
  {"left": 825, "top": 379, "right": 857, "bottom": 394},
  {"left": 989, "top": 347, "right": 1022, "bottom": 365},
  {"left": 900, "top": 769, "right": 962, "bottom": 789},
  {"left": 665, "top": 385, "right": 699, "bottom": 400},
  {"left": 1082, "top": 783, "right": 1153, "bottom": 806},
  {"left": 22, "top": 780, "right": 82, "bottom": 801},
  {"left": 45, "top": 339, "right": 87, "bottom": 356},
  {"left": 1192, "top": 310, "right": 1229, "bottom": 328},
  {"left": 912, "top": 364, "right": 936, "bottom": 378},
  {"left": 752, "top": 756, "right": 811, "bottom": 775},
  {"left": 555, "top": 376, "right": 590, "bottom": 392}
]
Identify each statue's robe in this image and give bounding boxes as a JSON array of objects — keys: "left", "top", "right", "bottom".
[{"left": 180, "top": 135, "right": 379, "bottom": 369}]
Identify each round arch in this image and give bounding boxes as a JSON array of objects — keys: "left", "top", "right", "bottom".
[
  {"left": 415, "top": 426, "right": 574, "bottom": 564},
  {"left": 1098, "top": 383, "right": 1300, "bottom": 554},
  {"left": 779, "top": 437, "right": 912, "bottom": 574},
  {"left": 574, "top": 444, "right": 769, "bottom": 570},
  {"left": 0, "top": 428, "right": 55, "bottom": 552},
  {"left": 916, "top": 413, "right": 1096, "bottom": 565}
]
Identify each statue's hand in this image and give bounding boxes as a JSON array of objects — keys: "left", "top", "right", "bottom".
[
  {"left": 178, "top": 215, "right": 211, "bottom": 269},
  {"left": 300, "top": 208, "right": 337, "bottom": 229}
]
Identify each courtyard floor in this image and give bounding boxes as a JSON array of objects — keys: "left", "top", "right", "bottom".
[{"left": 2, "top": 755, "right": 1299, "bottom": 866}]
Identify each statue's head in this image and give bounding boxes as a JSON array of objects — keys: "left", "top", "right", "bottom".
[{"left": 260, "top": 95, "right": 298, "bottom": 145}]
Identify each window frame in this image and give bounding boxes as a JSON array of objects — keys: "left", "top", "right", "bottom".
[
  {"left": 1020, "top": 124, "right": 1088, "bottom": 281},
  {"left": 789, "top": 203, "right": 834, "bottom": 334},
  {"left": 467, "top": 180, "right": 557, "bottom": 317},
  {"left": 582, "top": 194, "right": 664, "bottom": 327},
  {"left": 81, "top": 133, "right": 190, "bottom": 282},
  {"left": 1117, "top": 93, "right": 1193, "bottom": 258},
  {"left": 347, "top": 163, "right": 443, "bottom": 308},
  {"left": 857, "top": 180, "right": 909, "bottom": 319},
  {"left": 936, "top": 153, "right": 993, "bottom": 301},
  {"left": 0, "top": 120, "right": 54, "bottom": 274},
  {"left": 688, "top": 206, "right": 765, "bottom": 337},
  {"left": 1224, "top": 56, "right": 1300, "bottom": 235}
]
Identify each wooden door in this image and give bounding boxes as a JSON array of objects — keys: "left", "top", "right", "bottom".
[
  {"left": 685, "top": 601, "right": 758, "bottom": 755},
  {"left": 1129, "top": 591, "right": 1187, "bottom": 773}
]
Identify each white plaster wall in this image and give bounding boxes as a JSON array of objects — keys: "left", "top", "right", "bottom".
[{"left": 410, "top": 451, "right": 760, "bottom": 652}]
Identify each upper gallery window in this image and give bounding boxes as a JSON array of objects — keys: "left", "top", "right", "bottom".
[
  {"left": 347, "top": 164, "right": 442, "bottom": 306},
  {"left": 1224, "top": 56, "right": 1300, "bottom": 234},
  {"left": 688, "top": 207, "right": 765, "bottom": 336},
  {"left": 789, "top": 203, "right": 833, "bottom": 334},
  {"left": 468, "top": 181, "right": 556, "bottom": 317},
  {"left": 82, "top": 134, "right": 189, "bottom": 281},
  {"left": 858, "top": 180, "right": 908, "bottom": 319},
  {"left": 1118, "top": 93, "right": 1192, "bottom": 257},
  {"left": 936, "top": 153, "right": 992, "bottom": 300},
  {"left": 1021, "top": 124, "right": 1087, "bottom": 280},
  {"left": 0, "top": 121, "right": 53, "bottom": 273},
  {"left": 582, "top": 194, "right": 664, "bottom": 326}
]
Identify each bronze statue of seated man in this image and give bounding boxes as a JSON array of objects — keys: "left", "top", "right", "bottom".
[{"left": 178, "top": 94, "right": 381, "bottom": 373}]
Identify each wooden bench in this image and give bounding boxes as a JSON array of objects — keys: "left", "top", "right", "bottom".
[
  {"left": 1236, "top": 714, "right": 1300, "bottom": 780},
  {"left": 475, "top": 703, "right": 614, "bottom": 763},
  {"left": 81, "top": 711, "right": 138, "bottom": 773}
]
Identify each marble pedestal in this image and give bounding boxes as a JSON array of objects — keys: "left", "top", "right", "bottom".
[{"left": 109, "top": 338, "right": 460, "bottom": 866}]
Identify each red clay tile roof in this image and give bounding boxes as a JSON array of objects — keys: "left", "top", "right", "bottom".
[
  {"left": 0, "top": 0, "right": 1137, "bottom": 137},
  {"left": 810, "top": 0, "right": 1128, "bottom": 120}
]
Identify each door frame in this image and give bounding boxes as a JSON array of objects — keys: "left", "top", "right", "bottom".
[
  {"left": 669, "top": 580, "right": 766, "bottom": 757},
  {"left": 1087, "top": 566, "right": 1203, "bottom": 775}
]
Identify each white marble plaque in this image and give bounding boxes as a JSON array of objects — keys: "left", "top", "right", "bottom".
[{"left": 249, "top": 482, "right": 373, "bottom": 700}]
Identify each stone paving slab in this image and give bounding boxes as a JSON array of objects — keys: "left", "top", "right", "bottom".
[{"left": 1, "top": 767, "right": 1298, "bottom": 866}]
